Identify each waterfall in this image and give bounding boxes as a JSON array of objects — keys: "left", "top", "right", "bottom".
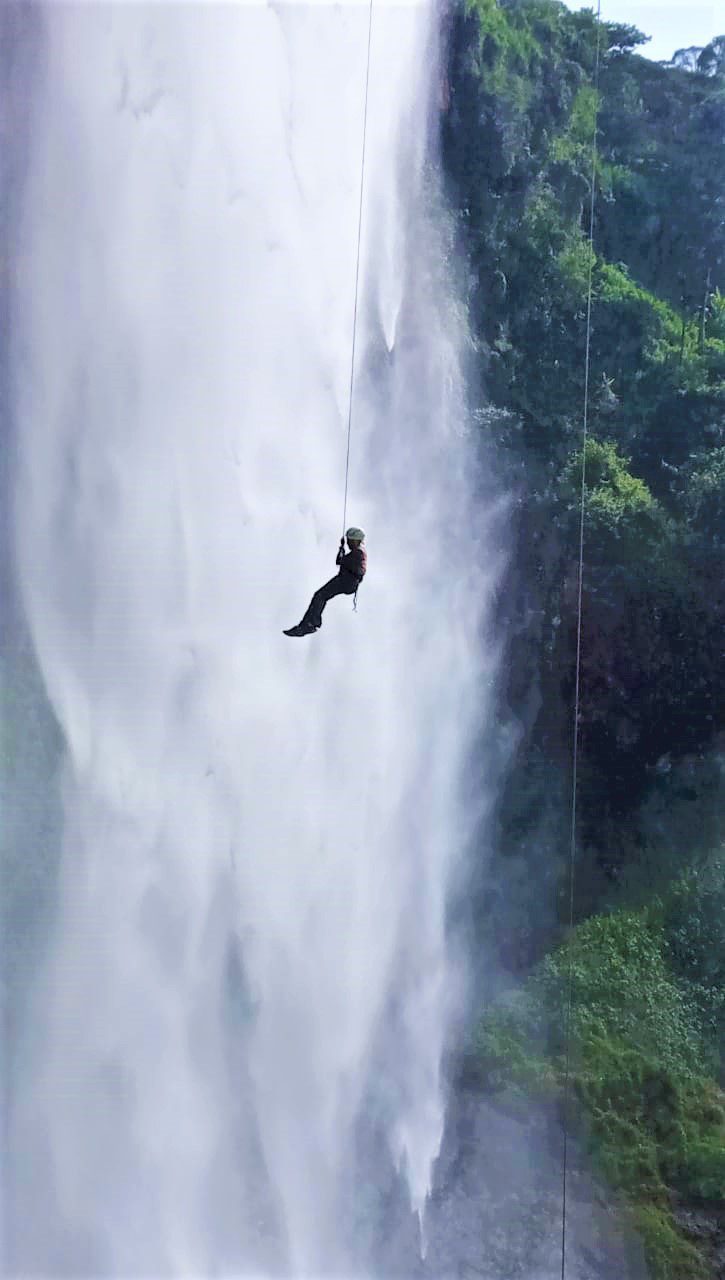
[{"left": 7, "top": 3, "right": 500, "bottom": 1274}]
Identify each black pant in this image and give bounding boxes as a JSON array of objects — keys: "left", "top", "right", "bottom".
[{"left": 302, "top": 572, "right": 359, "bottom": 628}]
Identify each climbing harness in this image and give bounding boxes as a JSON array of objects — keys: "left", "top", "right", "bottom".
[
  {"left": 341, "top": 0, "right": 374, "bottom": 541},
  {"left": 560, "top": 5, "right": 602, "bottom": 1279}
]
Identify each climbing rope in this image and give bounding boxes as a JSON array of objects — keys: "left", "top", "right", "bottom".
[
  {"left": 561, "top": 4, "right": 602, "bottom": 1278},
  {"left": 341, "top": 0, "right": 374, "bottom": 538}
]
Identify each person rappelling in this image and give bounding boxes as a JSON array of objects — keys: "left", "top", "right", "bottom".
[
  {"left": 283, "top": 528, "right": 367, "bottom": 637},
  {"left": 283, "top": 0, "right": 372, "bottom": 642}
]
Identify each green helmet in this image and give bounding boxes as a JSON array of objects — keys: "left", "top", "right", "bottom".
[{"left": 346, "top": 526, "right": 365, "bottom": 543}]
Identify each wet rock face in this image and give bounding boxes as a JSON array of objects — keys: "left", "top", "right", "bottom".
[
  {"left": 366, "top": 1089, "right": 648, "bottom": 1280},
  {"left": 672, "top": 1201, "right": 725, "bottom": 1280},
  {"left": 421, "top": 1090, "right": 647, "bottom": 1280}
]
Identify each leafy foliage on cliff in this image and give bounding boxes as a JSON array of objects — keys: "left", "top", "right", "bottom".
[
  {"left": 443, "top": 5, "right": 725, "bottom": 1273},
  {"left": 464, "top": 892, "right": 725, "bottom": 1278},
  {"left": 442, "top": 0, "right": 725, "bottom": 866}
]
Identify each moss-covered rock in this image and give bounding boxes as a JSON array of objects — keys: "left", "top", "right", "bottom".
[
  {"left": 630, "top": 1205, "right": 709, "bottom": 1280},
  {"left": 465, "top": 904, "right": 725, "bottom": 1277}
]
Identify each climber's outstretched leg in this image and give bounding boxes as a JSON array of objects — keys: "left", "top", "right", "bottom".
[{"left": 283, "top": 575, "right": 357, "bottom": 637}]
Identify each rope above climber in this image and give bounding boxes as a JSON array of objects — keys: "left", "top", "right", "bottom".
[{"left": 283, "top": 528, "right": 367, "bottom": 638}]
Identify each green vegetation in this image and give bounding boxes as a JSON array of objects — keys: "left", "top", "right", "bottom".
[
  {"left": 443, "top": 0, "right": 725, "bottom": 887},
  {"left": 444, "top": 2, "right": 725, "bottom": 1272},
  {"left": 630, "top": 1206, "right": 709, "bottom": 1280},
  {"left": 465, "top": 902, "right": 725, "bottom": 1276},
  {"left": 560, "top": 438, "right": 666, "bottom": 564}
]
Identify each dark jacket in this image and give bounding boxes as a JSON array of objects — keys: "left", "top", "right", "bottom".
[{"left": 336, "top": 544, "right": 367, "bottom": 582}]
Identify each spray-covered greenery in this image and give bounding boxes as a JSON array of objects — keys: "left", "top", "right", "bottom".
[
  {"left": 444, "top": 2, "right": 725, "bottom": 1272},
  {"left": 445, "top": 2, "right": 724, "bottom": 860},
  {"left": 464, "top": 899, "right": 725, "bottom": 1277},
  {"left": 443, "top": 0, "right": 724, "bottom": 889}
]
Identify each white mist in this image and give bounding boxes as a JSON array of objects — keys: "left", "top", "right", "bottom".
[{"left": 9, "top": 3, "right": 500, "bottom": 1275}]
